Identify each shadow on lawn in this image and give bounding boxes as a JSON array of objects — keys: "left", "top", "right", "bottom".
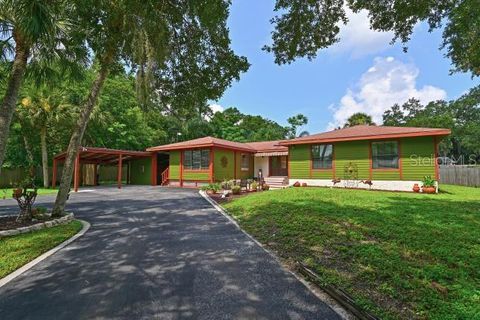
[
  {"left": 225, "top": 191, "right": 480, "bottom": 319},
  {"left": 0, "top": 187, "right": 340, "bottom": 320}
]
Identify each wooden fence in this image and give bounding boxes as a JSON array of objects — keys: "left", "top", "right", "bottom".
[{"left": 439, "top": 165, "right": 480, "bottom": 187}]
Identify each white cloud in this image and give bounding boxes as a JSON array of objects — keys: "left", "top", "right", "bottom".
[
  {"left": 327, "top": 57, "right": 447, "bottom": 129},
  {"left": 330, "top": 7, "right": 393, "bottom": 58},
  {"left": 204, "top": 103, "right": 224, "bottom": 121},
  {"left": 209, "top": 104, "right": 224, "bottom": 114}
]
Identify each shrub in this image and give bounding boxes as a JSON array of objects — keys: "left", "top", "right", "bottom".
[
  {"left": 201, "top": 183, "right": 221, "bottom": 193},
  {"left": 231, "top": 185, "right": 241, "bottom": 195},
  {"left": 263, "top": 184, "right": 270, "bottom": 191},
  {"left": 251, "top": 181, "right": 258, "bottom": 191},
  {"left": 221, "top": 179, "right": 235, "bottom": 190}
]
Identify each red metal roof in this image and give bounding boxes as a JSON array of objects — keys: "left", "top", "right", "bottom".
[
  {"left": 279, "top": 125, "right": 451, "bottom": 145},
  {"left": 147, "top": 137, "right": 257, "bottom": 153},
  {"left": 245, "top": 141, "right": 288, "bottom": 153}
]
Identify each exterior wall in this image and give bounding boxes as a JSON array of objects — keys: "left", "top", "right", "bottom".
[
  {"left": 169, "top": 151, "right": 181, "bottom": 180},
  {"left": 334, "top": 141, "right": 370, "bottom": 180},
  {"left": 401, "top": 136, "right": 436, "bottom": 180},
  {"left": 214, "top": 148, "right": 235, "bottom": 181},
  {"left": 254, "top": 156, "right": 269, "bottom": 178},
  {"left": 129, "top": 157, "right": 152, "bottom": 185},
  {"left": 288, "top": 137, "right": 437, "bottom": 184},
  {"left": 289, "top": 144, "right": 311, "bottom": 179},
  {"left": 235, "top": 152, "right": 254, "bottom": 179}
]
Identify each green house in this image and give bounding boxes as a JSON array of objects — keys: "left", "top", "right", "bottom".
[
  {"left": 144, "top": 125, "right": 450, "bottom": 191},
  {"left": 54, "top": 125, "right": 450, "bottom": 192}
]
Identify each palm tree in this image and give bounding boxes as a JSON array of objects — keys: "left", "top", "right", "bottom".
[
  {"left": 344, "top": 113, "right": 376, "bottom": 127},
  {"left": 17, "top": 85, "right": 72, "bottom": 187},
  {"left": 0, "top": 0, "right": 85, "bottom": 173}
]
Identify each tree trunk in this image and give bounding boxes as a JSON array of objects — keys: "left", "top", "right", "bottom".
[
  {"left": 0, "top": 32, "right": 30, "bottom": 174},
  {"left": 22, "top": 134, "right": 36, "bottom": 179},
  {"left": 52, "top": 61, "right": 112, "bottom": 216},
  {"left": 40, "top": 126, "right": 49, "bottom": 188}
]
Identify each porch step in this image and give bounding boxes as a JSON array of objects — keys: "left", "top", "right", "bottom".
[{"left": 264, "top": 176, "right": 289, "bottom": 189}]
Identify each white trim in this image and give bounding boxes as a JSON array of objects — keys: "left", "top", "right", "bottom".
[
  {"left": 288, "top": 179, "right": 438, "bottom": 193},
  {"left": 0, "top": 219, "right": 91, "bottom": 288}
]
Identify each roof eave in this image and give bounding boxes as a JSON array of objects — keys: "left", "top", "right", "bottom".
[
  {"left": 147, "top": 143, "right": 255, "bottom": 153},
  {"left": 278, "top": 130, "right": 452, "bottom": 146}
]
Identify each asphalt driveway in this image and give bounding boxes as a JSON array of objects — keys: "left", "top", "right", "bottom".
[{"left": 0, "top": 186, "right": 342, "bottom": 320}]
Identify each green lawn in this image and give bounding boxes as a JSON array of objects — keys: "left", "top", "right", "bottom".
[
  {"left": 0, "top": 188, "right": 58, "bottom": 200},
  {"left": 0, "top": 220, "right": 83, "bottom": 279},
  {"left": 223, "top": 185, "right": 480, "bottom": 320}
]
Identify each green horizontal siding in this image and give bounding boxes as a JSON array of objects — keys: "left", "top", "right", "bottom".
[
  {"left": 183, "top": 171, "right": 209, "bottom": 181},
  {"left": 129, "top": 157, "right": 151, "bottom": 185},
  {"left": 236, "top": 152, "right": 254, "bottom": 179},
  {"left": 401, "top": 137, "right": 436, "bottom": 180},
  {"left": 289, "top": 145, "right": 310, "bottom": 179},
  {"left": 169, "top": 151, "right": 180, "bottom": 179},
  {"left": 334, "top": 141, "right": 370, "bottom": 180},
  {"left": 311, "top": 170, "right": 333, "bottom": 179},
  {"left": 214, "top": 148, "right": 234, "bottom": 181},
  {"left": 372, "top": 170, "right": 400, "bottom": 180}
]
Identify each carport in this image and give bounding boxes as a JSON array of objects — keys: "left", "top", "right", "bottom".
[{"left": 52, "top": 147, "right": 154, "bottom": 192}]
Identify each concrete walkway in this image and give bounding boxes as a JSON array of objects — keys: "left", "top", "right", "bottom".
[{"left": 0, "top": 186, "right": 341, "bottom": 320}]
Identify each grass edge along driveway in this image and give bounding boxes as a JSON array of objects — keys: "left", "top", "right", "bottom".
[
  {"left": 0, "top": 220, "right": 83, "bottom": 279},
  {"left": 0, "top": 188, "right": 58, "bottom": 201},
  {"left": 223, "top": 185, "right": 480, "bottom": 320}
]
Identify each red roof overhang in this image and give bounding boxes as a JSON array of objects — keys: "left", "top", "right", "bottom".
[
  {"left": 278, "top": 129, "right": 452, "bottom": 146},
  {"left": 147, "top": 143, "right": 255, "bottom": 153},
  {"left": 54, "top": 147, "right": 152, "bottom": 163}
]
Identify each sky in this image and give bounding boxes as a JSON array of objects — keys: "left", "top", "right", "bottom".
[{"left": 210, "top": 0, "right": 479, "bottom": 133}]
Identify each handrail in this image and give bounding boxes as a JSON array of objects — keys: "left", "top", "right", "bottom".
[{"left": 161, "top": 168, "right": 169, "bottom": 185}]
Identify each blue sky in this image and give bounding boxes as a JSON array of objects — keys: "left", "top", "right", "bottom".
[{"left": 211, "top": 0, "right": 479, "bottom": 133}]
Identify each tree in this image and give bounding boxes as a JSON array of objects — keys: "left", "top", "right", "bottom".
[
  {"left": 265, "top": 0, "right": 480, "bottom": 77},
  {"left": 210, "top": 107, "right": 288, "bottom": 142},
  {"left": 287, "top": 114, "right": 308, "bottom": 138},
  {"left": 17, "top": 84, "right": 72, "bottom": 187},
  {"left": 52, "top": 1, "right": 248, "bottom": 216},
  {"left": 0, "top": 0, "right": 85, "bottom": 173},
  {"left": 344, "top": 113, "right": 375, "bottom": 127},
  {"left": 382, "top": 87, "right": 480, "bottom": 160}
]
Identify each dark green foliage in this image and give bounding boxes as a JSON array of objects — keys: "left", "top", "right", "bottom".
[
  {"left": 382, "top": 86, "right": 480, "bottom": 160},
  {"left": 266, "top": 0, "right": 480, "bottom": 77},
  {"left": 344, "top": 112, "right": 375, "bottom": 127}
]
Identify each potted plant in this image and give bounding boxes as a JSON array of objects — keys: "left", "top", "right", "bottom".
[
  {"left": 301, "top": 182, "right": 308, "bottom": 187},
  {"left": 293, "top": 181, "right": 301, "bottom": 187},
  {"left": 421, "top": 176, "right": 437, "bottom": 194},
  {"left": 412, "top": 183, "right": 420, "bottom": 193},
  {"left": 231, "top": 185, "right": 241, "bottom": 195}
]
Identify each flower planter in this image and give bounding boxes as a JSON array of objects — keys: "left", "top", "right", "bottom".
[{"left": 422, "top": 186, "right": 436, "bottom": 194}]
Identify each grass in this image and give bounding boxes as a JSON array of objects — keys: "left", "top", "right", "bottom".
[
  {"left": 223, "top": 185, "right": 480, "bottom": 320},
  {"left": 0, "top": 220, "right": 83, "bottom": 279},
  {"left": 0, "top": 188, "right": 58, "bottom": 200}
]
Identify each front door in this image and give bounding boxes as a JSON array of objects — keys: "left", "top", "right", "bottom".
[{"left": 269, "top": 156, "right": 288, "bottom": 176}]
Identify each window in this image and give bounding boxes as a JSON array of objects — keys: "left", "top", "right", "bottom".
[
  {"left": 241, "top": 153, "right": 250, "bottom": 171},
  {"left": 372, "top": 141, "right": 399, "bottom": 169},
  {"left": 184, "top": 149, "right": 210, "bottom": 170},
  {"left": 312, "top": 144, "right": 333, "bottom": 169}
]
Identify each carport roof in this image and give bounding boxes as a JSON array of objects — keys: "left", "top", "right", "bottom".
[{"left": 54, "top": 147, "right": 152, "bottom": 164}]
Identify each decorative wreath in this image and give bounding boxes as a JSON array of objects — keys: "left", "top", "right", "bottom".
[{"left": 221, "top": 156, "right": 228, "bottom": 168}]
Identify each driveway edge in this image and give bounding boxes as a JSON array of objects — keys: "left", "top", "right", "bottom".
[
  {"left": 0, "top": 219, "right": 91, "bottom": 288},
  {"left": 198, "top": 191, "right": 353, "bottom": 320}
]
